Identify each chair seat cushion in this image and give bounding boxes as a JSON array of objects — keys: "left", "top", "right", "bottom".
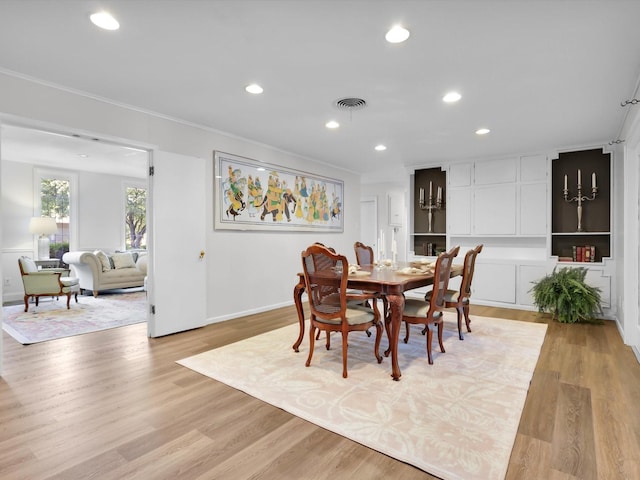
[
  {"left": 316, "top": 306, "right": 375, "bottom": 326},
  {"left": 403, "top": 298, "right": 443, "bottom": 319},
  {"left": 60, "top": 276, "right": 79, "bottom": 287},
  {"left": 425, "top": 289, "right": 467, "bottom": 304}
]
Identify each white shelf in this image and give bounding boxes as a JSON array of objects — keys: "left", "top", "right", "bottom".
[{"left": 552, "top": 232, "right": 610, "bottom": 236}]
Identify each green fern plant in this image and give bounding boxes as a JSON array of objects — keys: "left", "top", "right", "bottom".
[{"left": 530, "top": 267, "right": 602, "bottom": 323}]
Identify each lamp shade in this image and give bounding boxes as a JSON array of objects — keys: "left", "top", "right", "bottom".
[{"left": 29, "top": 217, "right": 58, "bottom": 235}]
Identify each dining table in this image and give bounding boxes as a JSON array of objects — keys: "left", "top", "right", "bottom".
[{"left": 293, "top": 262, "right": 463, "bottom": 381}]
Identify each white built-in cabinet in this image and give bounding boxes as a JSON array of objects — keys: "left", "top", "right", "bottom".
[
  {"left": 409, "top": 152, "right": 615, "bottom": 317},
  {"left": 448, "top": 155, "right": 547, "bottom": 236}
]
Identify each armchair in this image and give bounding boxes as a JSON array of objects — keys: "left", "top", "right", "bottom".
[{"left": 18, "top": 257, "right": 80, "bottom": 312}]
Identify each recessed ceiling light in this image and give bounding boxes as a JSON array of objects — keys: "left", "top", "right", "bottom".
[
  {"left": 77, "top": 154, "right": 88, "bottom": 158},
  {"left": 385, "top": 25, "right": 410, "bottom": 43},
  {"left": 90, "top": 11, "right": 120, "bottom": 30},
  {"left": 443, "top": 92, "right": 462, "bottom": 103},
  {"left": 257, "top": 167, "right": 266, "bottom": 171},
  {"left": 476, "top": 128, "right": 491, "bottom": 135},
  {"left": 245, "top": 84, "right": 263, "bottom": 94},
  {"left": 325, "top": 121, "right": 340, "bottom": 129},
  {"left": 375, "top": 144, "right": 387, "bottom": 151}
]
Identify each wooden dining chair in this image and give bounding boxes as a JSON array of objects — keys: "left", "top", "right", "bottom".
[
  {"left": 302, "top": 243, "right": 383, "bottom": 378},
  {"left": 354, "top": 241, "right": 388, "bottom": 320},
  {"left": 389, "top": 245, "right": 459, "bottom": 364},
  {"left": 424, "top": 244, "right": 483, "bottom": 340},
  {"left": 354, "top": 241, "right": 374, "bottom": 265}
]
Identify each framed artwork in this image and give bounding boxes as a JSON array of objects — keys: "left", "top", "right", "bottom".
[{"left": 214, "top": 151, "right": 344, "bottom": 232}]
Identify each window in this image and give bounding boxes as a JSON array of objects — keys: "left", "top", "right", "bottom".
[
  {"left": 39, "top": 176, "right": 70, "bottom": 260},
  {"left": 125, "top": 185, "right": 147, "bottom": 250}
]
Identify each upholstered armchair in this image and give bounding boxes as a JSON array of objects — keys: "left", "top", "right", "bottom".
[{"left": 18, "top": 257, "right": 80, "bottom": 312}]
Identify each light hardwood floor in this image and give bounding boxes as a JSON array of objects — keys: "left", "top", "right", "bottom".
[{"left": 1, "top": 305, "right": 639, "bottom": 479}]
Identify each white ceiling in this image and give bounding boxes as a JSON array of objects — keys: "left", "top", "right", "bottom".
[
  {"left": 1, "top": 0, "right": 640, "bottom": 183},
  {"left": 1, "top": 125, "right": 148, "bottom": 178}
]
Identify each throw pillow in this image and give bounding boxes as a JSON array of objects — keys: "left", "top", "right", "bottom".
[
  {"left": 94, "top": 250, "right": 112, "bottom": 272},
  {"left": 112, "top": 252, "right": 136, "bottom": 269}
]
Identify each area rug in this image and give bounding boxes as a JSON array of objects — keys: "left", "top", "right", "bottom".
[
  {"left": 177, "top": 313, "right": 547, "bottom": 480},
  {"left": 2, "top": 291, "right": 146, "bottom": 344}
]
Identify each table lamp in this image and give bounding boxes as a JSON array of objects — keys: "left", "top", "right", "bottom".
[{"left": 29, "top": 217, "right": 58, "bottom": 260}]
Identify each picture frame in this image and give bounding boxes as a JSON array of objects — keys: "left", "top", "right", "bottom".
[{"left": 214, "top": 151, "right": 344, "bottom": 232}]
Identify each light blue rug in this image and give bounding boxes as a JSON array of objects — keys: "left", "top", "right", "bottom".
[{"left": 2, "top": 290, "right": 146, "bottom": 344}]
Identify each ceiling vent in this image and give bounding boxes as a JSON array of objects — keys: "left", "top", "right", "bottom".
[{"left": 335, "top": 97, "right": 367, "bottom": 111}]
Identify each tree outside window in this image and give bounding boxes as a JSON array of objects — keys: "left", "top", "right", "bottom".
[
  {"left": 125, "top": 186, "right": 147, "bottom": 249},
  {"left": 40, "top": 178, "right": 70, "bottom": 259}
]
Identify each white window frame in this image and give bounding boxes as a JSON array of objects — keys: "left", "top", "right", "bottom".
[
  {"left": 33, "top": 168, "right": 78, "bottom": 251},
  {"left": 122, "top": 180, "right": 147, "bottom": 251}
]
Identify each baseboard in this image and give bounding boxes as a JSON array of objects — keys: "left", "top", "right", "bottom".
[
  {"left": 206, "top": 299, "right": 295, "bottom": 325},
  {"left": 2, "top": 292, "right": 24, "bottom": 305}
]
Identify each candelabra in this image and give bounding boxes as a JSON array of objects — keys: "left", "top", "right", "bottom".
[
  {"left": 563, "top": 169, "right": 597, "bottom": 232},
  {"left": 419, "top": 182, "right": 444, "bottom": 233}
]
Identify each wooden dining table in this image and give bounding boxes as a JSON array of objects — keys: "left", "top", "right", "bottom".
[{"left": 293, "top": 263, "right": 463, "bottom": 381}]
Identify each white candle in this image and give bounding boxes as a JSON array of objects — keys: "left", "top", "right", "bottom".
[
  {"left": 564, "top": 174, "right": 568, "bottom": 191},
  {"left": 419, "top": 187, "right": 425, "bottom": 204},
  {"left": 577, "top": 169, "right": 581, "bottom": 186},
  {"left": 429, "top": 181, "right": 433, "bottom": 198},
  {"left": 380, "top": 231, "right": 385, "bottom": 255},
  {"left": 592, "top": 172, "right": 596, "bottom": 189},
  {"left": 437, "top": 186, "right": 442, "bottom": 204},
  {"left": 391, "top": 229, "right": 397, "bottom": 255}
]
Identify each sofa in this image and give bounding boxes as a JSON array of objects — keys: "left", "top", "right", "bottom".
[{"left": 62, "top": 250, "right": 147, "bottom": 297}]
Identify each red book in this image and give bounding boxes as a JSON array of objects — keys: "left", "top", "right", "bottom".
[{"left": 577, "top": 246, "right": 583, "bottom": 262}]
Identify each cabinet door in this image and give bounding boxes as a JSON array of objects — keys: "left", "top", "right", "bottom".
[
  {"left": 473, "top": 263, "right": 516, "bottom": 303},
  {"left": 474, "top": 185, "right": 517, "bottom": 235},
  {"left": 475, "top": 158, "right": 517, "bottom": 185},
  {"left": 388, "top": 193, "right": 403, "bottom": 226},
  {"left": 447, "top": 188, "right": 471, "bottom": 234},
  {"left": 449, "top": 163, "right": 472, "bottom": 187},
  {"left": 520, "top": 155, "right": 547, "bottom": 182},
  {"left": 518, "top": 264, "right": 548, "bottom": 306},
  {"left": 520, "top": 183, "right": 547, "bottom": 235}
]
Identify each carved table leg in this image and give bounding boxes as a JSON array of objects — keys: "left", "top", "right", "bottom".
[
  {"left": 386, "top": 293, "right": 404, "bottom": 381},
  {"left": 292, "top": 278, "right": 306, "bottom": 352}
]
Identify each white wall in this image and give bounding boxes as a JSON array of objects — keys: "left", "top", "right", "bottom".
[{"left": 0, "top": 72, "right": 361, "bottom": 329}]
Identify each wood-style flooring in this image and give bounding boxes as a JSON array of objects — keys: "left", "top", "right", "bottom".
[{"left": 1, "top": 305, "right": 639, "bottom": 479}]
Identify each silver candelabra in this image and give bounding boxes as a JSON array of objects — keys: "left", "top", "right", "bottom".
[
  {"left": 419, "top": 182, "right": 444, "bottom": 233},
  {"left": 563, "top": 169, "right": 597, "bottom": 232}
]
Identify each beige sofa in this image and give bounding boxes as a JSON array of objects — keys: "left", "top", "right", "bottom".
[{"left": 62, "top": 250, "right": 147, "bottom": 297}]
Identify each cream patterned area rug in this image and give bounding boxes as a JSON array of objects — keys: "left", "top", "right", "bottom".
[
  {"left": 2, "top": 290, "right": 146, "bottom": 344},
  {"left": 178, "top": 313, "right": 547, "bottom": 480}
]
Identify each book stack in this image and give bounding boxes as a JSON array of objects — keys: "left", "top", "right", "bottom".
[
  {"left": 571, "top": 245, "right": 596, "bottom": 262},
  {"left": 422, "top": 242, "right": 437, "bottom": 256}
]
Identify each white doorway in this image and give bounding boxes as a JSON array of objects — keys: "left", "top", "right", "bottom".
[{"left": 360, "top": 196, "right": 378, "bottom": 252}]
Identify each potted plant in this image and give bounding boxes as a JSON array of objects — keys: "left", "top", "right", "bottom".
[{"left": 530, "top": 267, "right": 602, "bottom": 323}]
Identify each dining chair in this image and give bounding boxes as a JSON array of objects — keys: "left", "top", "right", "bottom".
[
  {"left": 390, "top": 245, "right": 459, "bottom": 364},
  {"left": 353, "top": 241, "right": 388, "bottom": 321},
  {"left": 301, "top": 243, "right": 383, "bottom": 378},
  {"left": 424, "top": 244, "right": 483, "bottom": 340},
  {"left": 354, "top": 241, "right": 374, "bottom": 265}
]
